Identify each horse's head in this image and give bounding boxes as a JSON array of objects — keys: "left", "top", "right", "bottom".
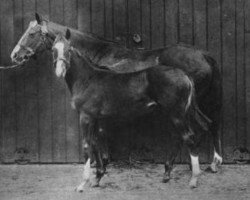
[
  {"left": 11, "top": 13, "right": 52, "bottom": 64},
  {"left": 52, "top": 29, "right": 72, "bottom": 77}
]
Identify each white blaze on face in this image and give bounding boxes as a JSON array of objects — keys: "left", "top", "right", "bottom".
[
  {"left": 10, "top": 21, "right": 38, "bottom": 61},
  {"left": 54, "top": 42, "right": 67, "bottom": 77}
]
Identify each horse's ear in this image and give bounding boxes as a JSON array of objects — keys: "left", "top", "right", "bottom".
[
  {"left": 65, "top": 29, "right": 71, "bottom": 40},
  {"left": 35, "top": 13, "right": 42, "bottom": 24}
]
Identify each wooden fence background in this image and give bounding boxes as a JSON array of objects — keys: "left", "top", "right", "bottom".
[{"left": 0, "top": 0, "right": 249, "bottom": 164}]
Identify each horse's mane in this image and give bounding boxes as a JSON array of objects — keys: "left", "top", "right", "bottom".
[
  {"left": 47, "top": 20, "right": 122, "bottom": 47},
  {"left": 71, "top": 47, "right": 118, "bottom": 74}
]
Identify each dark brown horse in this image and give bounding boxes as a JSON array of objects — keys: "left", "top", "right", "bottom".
[
  {"left": 10, "top": 13, "right": 222, "bottom": 190},
  {"left": 51, "top": 30, "right": 211, "bottom": 190}
]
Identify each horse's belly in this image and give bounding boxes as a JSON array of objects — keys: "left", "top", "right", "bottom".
[{"left": 100, "top": 96, "right": 156, "bottom": 118}]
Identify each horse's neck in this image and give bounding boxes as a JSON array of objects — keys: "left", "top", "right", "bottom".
[
  {"left": 65, "top": 51, "right": 93, "bottom": 92},
  {"left": 47, "top": 21, "right": 109, "bottom": 60}
]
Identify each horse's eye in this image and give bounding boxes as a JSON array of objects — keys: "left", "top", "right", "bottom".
[{"left": 29, "top": 33, "right": 35, "bottom": 38}]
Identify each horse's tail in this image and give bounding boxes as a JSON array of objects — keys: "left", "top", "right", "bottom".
[
  {"left": 186, "top": 77, "right": 212, "bottom": 133},
  {"left": 202, "top": 53, "right": 222, "bottom": 111}
]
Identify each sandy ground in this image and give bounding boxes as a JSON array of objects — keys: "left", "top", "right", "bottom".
[{"left": 0, "top": 163, "right": 249, "bottom": 200}]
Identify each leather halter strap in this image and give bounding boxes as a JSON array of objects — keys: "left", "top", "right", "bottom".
[
  {"left": 53, "top": 57, "right": 70, "bottom": 65},
  {"left": 0, "top": 64, "right": 24, "bottom": 69}
]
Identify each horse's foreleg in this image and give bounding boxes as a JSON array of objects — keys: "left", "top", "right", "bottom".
[
  {"left": 75, "top": 112, "right": 96, "bottom": 192},
  {"left": 89, "top": 122, "right": 109, "bottom": 187}
]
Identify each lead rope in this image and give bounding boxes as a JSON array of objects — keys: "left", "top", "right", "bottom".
[{"left": 0, "top": 64, "right": 23, "bottom": 69}]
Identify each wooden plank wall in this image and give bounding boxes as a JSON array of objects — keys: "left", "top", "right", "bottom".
[{"left": 0, "top": 0, "right": 249, "bottom": 163}]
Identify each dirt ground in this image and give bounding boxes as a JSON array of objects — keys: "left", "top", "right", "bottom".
[{"left": 0, "top": 163, "right": 249, "bottom": 200}]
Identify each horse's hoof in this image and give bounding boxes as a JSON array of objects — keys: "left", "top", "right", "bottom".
[
  {"left": 189, "top": 177, "right": 198, "bottom": 189},
  {"left": 89, "top": 177, "right": 100, "bottom": 187},
  {"left": 162, "top": 174, "right": 170, "bottom": 183},
  {"left": 75, "top": 185, "right": 84, "bottom": 192},
  {"left": 205, "top": 165, "right": 218, "bottom": 173},
  {"left": 75, "top": 181, "right": 90, "bottom": 192}
]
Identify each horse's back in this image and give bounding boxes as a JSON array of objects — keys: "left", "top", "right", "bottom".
[{"left": 147, "top": 66, "right": 191, "bottom": 109}]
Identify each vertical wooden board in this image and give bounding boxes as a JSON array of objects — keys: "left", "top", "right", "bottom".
[
  {"left": 193, "top": 0, "right": 206, "bottom": 49},
  {"left": 37, "top": 0, "right": 53, "bottom": 163},
  {"left": 127, "top": 0, "right": 144, "bottom": 161},
  {"left": 104, "top": 0, "right": 114, "bottom": 39},
  {"left": 179, "top": 0, "right": 193, "bottom": 45},
  {"left": 164, "top": 0, "right": 178, "bottom": 45},
  {"left": 151, "top": 0, "right": 164, "bottom": 48},
  {"left": 0, "top": 0, "right": 2, "bottom": 163},
  {"left": 77, "top": 0, "right": 91, "bottom": 162},
  {"left": 92, "top": 0, "right": 105, "bottom": 36},
  {"left": 77, "top": 0, "right": 94, "bottom": 162},
  {"left": 193, "top": 0, "right": 209, "bottom": 163},
  {"left": 64, "top": 0, "right": 78, "bottom": 28},
  {"left": 235, "top": 0, "right": 246, "bottom": 148},
  {"left": 112, "top": 0, "right": 131, "bottom": 157},
  {"left": 128, "top": 0, "right": 141, "bottom": 48},
  {"left": 113, "top": 0, "right": 127, "bottom": 45},
  {"left": 207, "top": 0, "right": 221, "bottom": 69},
  {"left": 50, "top": 0, "right": 67, "bottom": 162},
  {"left": 179, "top": 0, "right": 193, "bottom": 163},
  {"left": 0, "top": 0, "right": 16, "bottom": 163},
  {"left": 151, "top": 0, "right": 168, "bottom": 162},
  {"left": 141, "top": 0, "right": 150, "bottom": 49},
  {"left": 21, "top": 0, "right": 39, "bottom": 162},
  {"left": 207, "top": 0, "right": 222, "bottom": 162},
  {"left": 14, "top": 0, "right": 26, "bottom": 162},
  {"left": 245, "top": 0, "right": 250, "bottom": 150},
  {"left": 64, "top": 0, "right": 80, "bottom": 163},
  {"left": 78, "top": 0, "right": 91, "bottom": 32},
  {"left": 222, "top": 0, "right": 236, "bottom": 162}
]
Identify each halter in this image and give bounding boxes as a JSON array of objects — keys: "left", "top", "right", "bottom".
[
  {"left": 0, "top": 31, "right": 53, "bottom": 70},
  {"left": 0, "top": 63, "right": 24, "bottom": 69},
  {"left": 52, "top": 44, "right": 73, "bottom": 68},
  {"left": 53, "top": 57, "right": 70, "bottom": 65}
]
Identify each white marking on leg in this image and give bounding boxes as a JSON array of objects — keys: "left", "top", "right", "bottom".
[
  {"left": 75, "top": 158, "right": 91, "bottom": 192},
  {"left": 83, "top": 158, "right": 91, "bottom": 180},
  {"left": 214, "top": 150, "right": 223, "bottom": 164},
  {"left": 210, "top": 149, "right": 223, "bottom": 172},
  {"left": 189, "top": 154, "right": 200, "bottom": 188},
  {"left": 84, "top": 158, "right": 99, "bottom": 187}
]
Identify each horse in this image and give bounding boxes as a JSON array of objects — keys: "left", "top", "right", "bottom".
[
  {"left": 51, "top": 29, "right": 212, "bottom": 190},
  {"left": 10, "top": 13, "right": 222, "bottom": 188}
]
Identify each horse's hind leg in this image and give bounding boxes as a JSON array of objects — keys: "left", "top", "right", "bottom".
[
  {"left": 163, "top": 116, "right": 184, "bottom": 183},
  {"left": 209, "top": 116, "right": 223, "bottom": 173},
  {"left": 183, "top": 128, "right": 202, "bottom": 188}
]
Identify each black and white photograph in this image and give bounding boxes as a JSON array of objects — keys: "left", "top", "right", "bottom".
[{"left": 0, "top": 0, "right": 249, "bottom": 199}]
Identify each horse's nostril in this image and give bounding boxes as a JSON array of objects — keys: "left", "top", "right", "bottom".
[{"left": 23, "top": 55, "right": 28, "bottom": 60}]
